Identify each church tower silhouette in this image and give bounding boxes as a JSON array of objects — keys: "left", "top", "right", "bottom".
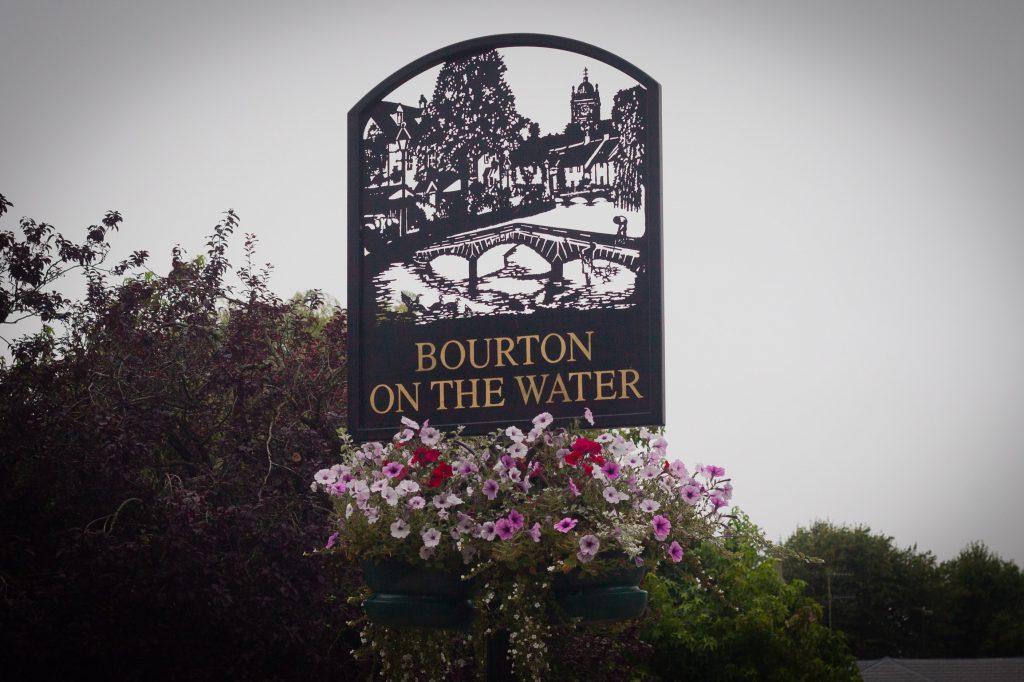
[{"left": 570, "top": 68, "right": 601, "bottom": 132}]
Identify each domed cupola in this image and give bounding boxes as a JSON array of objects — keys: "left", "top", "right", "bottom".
[{"left": 570, "top": 67, "right": 601, "bottom": 131}]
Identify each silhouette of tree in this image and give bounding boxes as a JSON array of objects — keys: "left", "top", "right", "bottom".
[
  {"left": 612, "top": 86, "right": 647, "bottom": 211},
  {"left": 414, "top": 50, "right": 530, "bottom": 215}
]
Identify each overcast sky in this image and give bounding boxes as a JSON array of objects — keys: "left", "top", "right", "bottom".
[{"left": 3, "top": 0, "right": 1023, "bottom": 566}]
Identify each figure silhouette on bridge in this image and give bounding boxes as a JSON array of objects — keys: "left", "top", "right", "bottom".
[{"left": 613, "top": 215, "right": 628, "bottom": 244}]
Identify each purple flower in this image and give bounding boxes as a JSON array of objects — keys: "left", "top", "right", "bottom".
[
  {"left": 528, "top": 522, "right": 541, "bottom": 543},
  {"left": 407, "top": 495, "right": 426, "bottom": 509},
  {"left": 680, "top": 485, "right": 701, "bottom": 505},
  {"left": 634, "top": 556, "right": 645, "bottom": 567},
  {"left": 568, "top": 478, "right": 581, "bottom": 497},
  {"left": 710, "top": 494, "right": 729, "bottom": 509},
  {"left": 577, "top": 550, "right": 595, "bottom": 563},
  {"left": 652, "top": 515, "right": 671, "bottom": 541},
  {"left": 717, "top": 482, "right": 734, "bottom": 500},
  {"left": 325, "top": 531, "right": 339, "bottom": 549},
  {"left": 554, "top": 517, "right": 578, "bottom": 533},
  {"left": 508, "top": 509, "right": 525, "bottom": 530},
  {"left": 482, "top": 479, "right": 499, "bottom": 500},
  {"left": 603, "top": 486, "right": 626, "bottom": 504},
  {"left": 382, "top": 461, "right": 404, "bottom": 478},
  {"left": 706, "top": 464, "right": 726, "bottom": 478},
  {"left": 639, "top": 499, "right": 660, "bottom": 513},
  {"left": 601, "top": 461, "right": 621, "bottom": 480},
  {"left": 495, "top": 517, "right": 515, "bottom": 541},
  {"left": 579, "top": 534, "right": 600, "bottom": 555},
  {"left": 667, "top": 541, "right": 684, "bottom": 563},
  {"left": 668, "top": 460, "right": 688, "bottom": 479},
  {"left": 480, "top": 521, "right": 497, "bottom": 541},
  {"left": 329, "top": 481, "right": 348, "bottom": 496}
]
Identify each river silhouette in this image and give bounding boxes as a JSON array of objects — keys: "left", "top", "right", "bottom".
[{"left": 373, "top": 246, "right": 637, "bottom": 324}]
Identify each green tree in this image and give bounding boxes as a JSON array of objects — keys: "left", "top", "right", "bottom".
[
  {"left": 783, "top": 521, "right": 944, "bottom": 658},
  {"left": 414, "top": 49, "right": 529, "bottom": 216},
  {"left": 642, "top": 512, "right": 859, "bottom": 681},
  {"left": 940, "top": 541, "right": 1024, "bottom": 656}
]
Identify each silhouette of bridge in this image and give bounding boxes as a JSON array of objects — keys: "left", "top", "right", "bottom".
[{"left": 414, "top": 222, "right": 641, "bottom": 287}]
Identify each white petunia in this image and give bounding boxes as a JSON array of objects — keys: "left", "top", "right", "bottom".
[
  {"left": 314, "top": 469, "right": 338, "bottom": 486},
  {"left": 421, "top": 527, "right": 441, "bottom": 548},
  {"left": 390, "top": 519, "right": 410, "bottom": 539},
  {"left": 380, "top": 486, "right": 399, "bottom": 507}
]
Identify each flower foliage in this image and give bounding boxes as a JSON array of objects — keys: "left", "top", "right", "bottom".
[{"left": 314, "top": 412, "right": 734, "bottom": 679}]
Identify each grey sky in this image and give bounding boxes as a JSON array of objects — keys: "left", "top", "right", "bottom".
[{"left": 2, "top": 0, "right": 1023, "bottom": 565}]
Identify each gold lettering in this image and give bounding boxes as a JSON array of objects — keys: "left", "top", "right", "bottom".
[
  {"left": 516, "top": 335, "right": 540, "bottom": 366},
  {"left": 454, "top": 378, "right": 480, "bottom": 409},
  {"left": 467, "top": 338, "right": 491, "bottom": 369},
  {"left": 416, "top": 342, "right": 437, "bottom": 372},
  {"left": 514, "top": 374, "right": 548, "bottom": 404},
  {"left": 546, "top": 373, "right": 571, "bottom": 403},
  {"left": 440, "top": 340, "right": 466, "bottom": 370},
  {"left": 483, "top": 377, "right": 505, "bottom": 408},
  {"left": 494, "top": 337, "right": 516, "bottom": 367},
  {"left": 369, "top": 384, "right": 394, "bottom": 414},
  {"left": 620, "top": 369, "right": 642, "bottom": 399},
  {"left": 540, "top": 333, "right": 567, "bottom": 364},
  {"left": 595, "top": 370, "right": 617, "bottom": 400},
  {"left": 394, "top": 382, "right": 420, "bottom": 412},
  {"left": 567, "top": 331, "right": 594, "bottom": 362},
  {"left": 430, "top": 380, "right": 454, "bottom": 410},
  {"left": 566, "top": 371, "right": 592, "bottom": 401}
]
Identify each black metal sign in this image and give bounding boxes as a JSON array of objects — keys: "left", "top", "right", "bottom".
[{"left": 348, "top": 34, "right": 663, "bottom": 440}]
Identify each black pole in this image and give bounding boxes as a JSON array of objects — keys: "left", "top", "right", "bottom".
[{"left": 485, "top": 629, "right": 514, "bottom": 682}]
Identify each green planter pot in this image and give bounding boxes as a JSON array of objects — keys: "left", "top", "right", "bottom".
[
  {"left": 361, "top": 558, "right": 476, "bottom": 629},
  {"left": 553, "top": 561, "right": 648, "bottom": 622}
]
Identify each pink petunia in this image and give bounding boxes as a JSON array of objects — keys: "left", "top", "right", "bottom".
[
  {"left": 482, "top": 479, "right": 500, "bottom": 500},
  {"left": 554, "top": 517, "right": 578, "bottom": 533},
  {"left": 667, "top": 541, "right": 684, "bottom": 563},
  {"left": 651, "top": 515, "right": 671, "bottom": 541},
  {"left": 494, "top": 517, "right": 516, "bottom": 541}
]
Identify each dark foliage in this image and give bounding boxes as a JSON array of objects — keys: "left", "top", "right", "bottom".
[
  {"left": 0, "top": 196, "right": 362, "bottom": 680},
  {"left": 784, "top": 521, "right": 1024, "bottom": 659}
]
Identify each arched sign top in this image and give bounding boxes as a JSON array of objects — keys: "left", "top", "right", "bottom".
[
  {"left": 350, "top": 34, "right": 660, "bottom": 120},
  {"left": 347, "top": 35, "right": 664, "bottom": 441}
]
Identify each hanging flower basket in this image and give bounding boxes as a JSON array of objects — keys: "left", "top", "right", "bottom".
[
  {"left": 314, "top": 411, "right": 735, "bottom": 679},
  {"left": 553, "top": 558, "right": 648, "bottom": 622},
  {"left": 361, "top": 558, "right": 475, "bottom": 629}
]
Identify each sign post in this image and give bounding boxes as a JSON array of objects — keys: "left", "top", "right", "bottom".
[{"left": 348, "top": 34, "right": 663, "bottom": 440}]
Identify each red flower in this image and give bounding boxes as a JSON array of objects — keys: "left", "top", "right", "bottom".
[
  {"left": 427, "top": 461, "right": 453, "bottom": 487},
  {"left": 571, "top": 437, "right": 602, "bottom": 456},
  {"left": 582, "top": 463, "right": 594, "bottom": 477},
  {"left": 411, "top": 447, "right": 441, "bottom": 466},
  {"left": 590, "top": 454, "right": 606, "bottom": 467},
  {"left": 564, "top": 450, "right": 583, "bottom": 466}
]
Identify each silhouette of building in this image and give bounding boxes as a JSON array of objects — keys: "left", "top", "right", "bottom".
[{"left": 570, "top": 67, "right": 601, "bottom": 132}]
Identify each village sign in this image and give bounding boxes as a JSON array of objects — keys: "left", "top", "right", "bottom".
[{"left": 348, "top": 34, "right": 663, "bottom": 440}]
